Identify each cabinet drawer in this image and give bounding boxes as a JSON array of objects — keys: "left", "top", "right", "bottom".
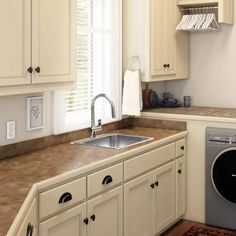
[
  {"left": 39, "top": 177, "right": 86, "bottom": 219},
  {"left": 176, "top": 139, "right": 185, "bottom": 157},
  {"left": 124, "top": 143, "right": 175, "bottom": 180},
  {"left": 88, "top": 163, "right": 123, "bottom": 197}
]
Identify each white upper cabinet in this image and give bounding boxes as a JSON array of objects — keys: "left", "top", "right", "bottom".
[
  {"left": 151, "top": 0, "right": 176, "bottom": 76},
  {"left": 0, "top": 0, "right": 31, "bottom": 86},
  {"left": 124, "top": 0, "right": 189, "bottom": 82},
  {"left": 32, "top": 0, "right": 76, "bottom": 84},
  {"left": 0, "top": 0, "right": 76, "bottom": 95}
]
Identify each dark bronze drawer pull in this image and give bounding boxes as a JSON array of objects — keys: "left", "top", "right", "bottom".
[
  {"left": 26, "top": 223, "right": 34, "bottom": 236},
  {"left": 58, "top": 192, "right": 72, "bottom": 204},
  {"left": 102, "top": 175, "right": 113, "bottom": 185}
]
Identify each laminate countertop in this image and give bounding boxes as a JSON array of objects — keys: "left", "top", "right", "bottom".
[
  {"left": 142, "top": 106, "right": 236, "bottom": 122},
  {"left": 0, "top": 126, "right": 186, "bottom": 236}
]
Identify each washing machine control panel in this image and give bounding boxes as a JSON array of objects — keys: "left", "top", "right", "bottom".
[
  {"left": 208, "top": 134, "right": 236, "bottom": 144},
  {"left": 207, "top": 127, "right": 236, "bottom": 144}
]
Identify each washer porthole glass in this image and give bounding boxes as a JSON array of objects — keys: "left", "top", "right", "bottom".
[{"left": 212, "top": 150, "right": 236, "bottom": 204}]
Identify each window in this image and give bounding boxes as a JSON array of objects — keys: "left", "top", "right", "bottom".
[{"left": 53, "top": 0, "right": 122, "bottom": 134}]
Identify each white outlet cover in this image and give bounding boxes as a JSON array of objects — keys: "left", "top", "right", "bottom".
[{"left": 7, "top": 121, "right": 16, "bottom": 140}]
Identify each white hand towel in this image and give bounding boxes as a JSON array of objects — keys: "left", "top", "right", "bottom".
[{"left": 122, "top": 70, "right": 143, "bottom": 116}]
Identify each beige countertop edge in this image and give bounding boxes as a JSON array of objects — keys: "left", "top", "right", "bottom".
[
  {"left": 6, "top": 131, "right": 187, "bottom": 236},
  {"left": 141, "top": 111, "right": 236, "bottom": 123}
]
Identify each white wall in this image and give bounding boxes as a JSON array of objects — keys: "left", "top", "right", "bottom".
[
  {"left": 0, "top": 92, "right": 51, "bottom": 146},
  {"left": 142, "top": 81, "right": 166, "bottom": 97},
  {"left": 166, "top": 10, "right": 236, "bottom": 108}
]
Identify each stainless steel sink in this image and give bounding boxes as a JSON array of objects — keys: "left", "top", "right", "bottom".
[{"left": 71, "top": 134, "right": 153, "bottom": 149}]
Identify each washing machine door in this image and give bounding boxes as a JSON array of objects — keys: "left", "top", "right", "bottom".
[{"left": 212, "top": 149, "right": 236, "bottom": 204}]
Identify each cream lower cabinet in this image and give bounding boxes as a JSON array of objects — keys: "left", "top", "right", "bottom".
[
  {"left": 39, "top": 203, "right": 86, "bottom": 236},
  {"left": 16, "top": 199, "right": 37, "bottom": 236},
  {"left": 124, "top": 172, "right": 153, "bottom": 236},
  {"left": 124, "top": 161, "right": 176, "bottom": 236},
  {"left": 39, "top": 186, "right": 122, "bottom": 236},
  {"left": 87, "top": 186, "right": 123, "bottom": 236},
  {"left": 176, "top": 156, "right": 186, "bottom": 218},
  {"left": 153, "top": 162, "right": 176, "bottom": 235},
  {"left": 32, "top": 140, "right": 186, "bottom": 236}
]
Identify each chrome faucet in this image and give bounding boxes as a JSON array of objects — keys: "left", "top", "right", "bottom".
[{"left": 91, "top": 94, "right": 116, "bottom": 139}]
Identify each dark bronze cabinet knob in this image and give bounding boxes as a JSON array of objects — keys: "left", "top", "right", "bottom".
[
  {"left": 90, "top": 214, "right": 96, "bottom": 221},
  {"left": 27, "top": 67, "right": 33, "bottom": 74},
  {"left": 35, "top": 66, "right": 41, "bottom": 73},
  {"left": 83, "top": 218, "right": 89, "bottom": 225},
  {"left": 150, "top": 183, "right": 155, "bottom": 189}
]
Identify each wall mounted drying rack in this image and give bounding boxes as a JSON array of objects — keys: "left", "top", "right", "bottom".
[
  {"left": 177, "top": 0, "right": 234, "bottom": 25},
  {"left": 180, "top": 6, "right": 219, "bottom": 20},
  {"left": 177, "top": 6, "right": 220, "bottom": 31},
  {"left": 180, "top": 6, "right": 218, "bottom": 14}
]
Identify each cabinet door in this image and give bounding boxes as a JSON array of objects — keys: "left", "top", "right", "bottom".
[
  {"left": 39, "top": 203, "right": 86, "bottom": 236},
  {"left": 124, "top": 172, "right": 153, "bottom": 236},
  {"left": 151, "top": 0, "right": 176, "bottom": 76},
  {"left": 0, "top": 0, "right": 31, "bottom": 86},
  {"left": 16, "top": 199, "right": 37, "bottom": 236},
  {"left": 176, "top": 156, "right": 186, "bottom": 218},
  {"left": 87, "top": 186, "right": 123, "bottom": 236},
  {"left": 153, "top": 161, "right": 176, "bottom": 235},
  {"left": 162, "top": 0, "right": 176, "bottom": 75},
  {"left": 150, "top": 0, "right": 164, "bottom": 76},
  {"left": 32, "top": 0, "right": 76, "bottom": 84}
]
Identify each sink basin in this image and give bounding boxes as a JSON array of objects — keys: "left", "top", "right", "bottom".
[{"left": 72, "top": 134, "right": 153, "bottom": 149}]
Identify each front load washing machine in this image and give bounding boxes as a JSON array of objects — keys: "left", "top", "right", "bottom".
[{"left": 206, "top": 127, "right": 236, "bottom": 230}]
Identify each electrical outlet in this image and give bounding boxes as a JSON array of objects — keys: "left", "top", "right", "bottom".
[{"left": 7, "top": 121, "right": 16, "bottom": 140}]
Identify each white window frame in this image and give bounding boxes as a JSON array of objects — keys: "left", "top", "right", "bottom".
[{"left": 52, "top": 0, "right": 122, "bottom": 135}]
